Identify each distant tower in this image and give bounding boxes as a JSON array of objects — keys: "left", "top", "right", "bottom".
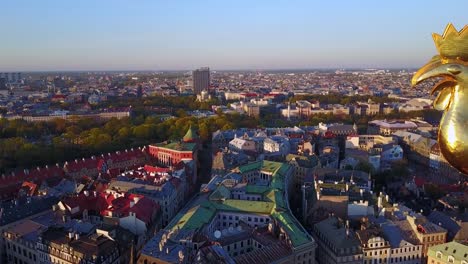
[
  {"left": 137, "top": 85, "right": 143, "bottom": 98},
  {"left": 192, "top": 67, "right": 210, "bottom": 95},
  {"left": 183, "top": 125, "right": 199, "bottom": 143},
  {"left": 287, "top": 101, "right": 291, "bottom": 121}
]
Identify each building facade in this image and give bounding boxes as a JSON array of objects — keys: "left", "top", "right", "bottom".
[
  {"left": 427, "top": 241, "right": 468, "bottom": 264},
  {"left": 193, "top": 67, "right": 210, "bottom": 94}
]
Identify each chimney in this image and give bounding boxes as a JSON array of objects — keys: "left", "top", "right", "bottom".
[
  {"left": 68, "top": 232, "right": 74, "bottom": 239},
  {"left": 75, "top": 233, "right": 80, "bottom": 240}
]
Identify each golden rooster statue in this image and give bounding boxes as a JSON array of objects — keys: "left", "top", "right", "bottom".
[{"left": 412, "top": 23, "right": 468, "bottom": 174}]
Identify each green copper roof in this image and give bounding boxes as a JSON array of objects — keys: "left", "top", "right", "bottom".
[
  {"left": 169, "top": 205, "right": 216, "bottom": 231},
  {"left": 245, "top": 185, "right": 270, "bottom": 194},
  {"left": 183, "top": 125, "right": 198, "bottom": 141},
  {"left": 262, "top": 160, "right": 285, "bottom": 174},
  {"left": 237, "top": 160, "right": 290, "bottom": 178},
  {"left": 166, "top": 159, "right": 312, "bottom": 248},
  {"left": 272, "top": 211, "right": 311, "bottom": 247},
  {"left": 238, "top": 161, "right": 263, "bottom": 173},
  {"left": 209, "top": 185, "right": 231, "bottom": 201},
  {"left": 266, "top": 190, "right": 286, "bottom": 210},
  {"left": 427, "top": 242, "right": 468, "bottom": 264},
  {"left": 155, "top": 141, "right": 197, "bottom": 152},
  {"left": 209, "top": 199, "right": 274, "bottom": 215}
]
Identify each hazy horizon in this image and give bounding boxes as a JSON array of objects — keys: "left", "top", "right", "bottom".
[
  {"left": 1, "top": 0, "right": 466, "bottom": 71},
  {"left": 16, "top": 67, "right": 420, "bottom": 74}
]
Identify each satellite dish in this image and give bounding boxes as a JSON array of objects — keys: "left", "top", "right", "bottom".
[
  {"left": 214, "top": 230, "right": 221, "bottom": 239},
  {"left": 228, "top": 226, "right": 234, "bottom": 233},
  {"left": 237, "top": 226, "right": 242, "bottom": 232}
]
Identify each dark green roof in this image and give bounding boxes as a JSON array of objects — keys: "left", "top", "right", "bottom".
[
  {"left": 209, "top": 185, "right": 231, "bottom": 201},
  {"left": 165, "top": 160, "right": 312, "bottom": 248},
  {"left": 427, "top": 242, "right": 468, "bottom": 263},
  {"left": 154, "top": 141, "right": 197, "bottom": 152}
]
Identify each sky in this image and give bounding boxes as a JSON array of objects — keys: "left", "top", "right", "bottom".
[{"left": 0, "top": 0, "right": 466, "bottom": 71}]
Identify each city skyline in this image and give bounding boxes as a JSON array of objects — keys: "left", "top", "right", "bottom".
[{"left": 0, "top": 0, "right": 467, "bottom": 71}]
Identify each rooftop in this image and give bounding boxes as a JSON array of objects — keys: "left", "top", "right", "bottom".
[
  {"left": 314, "top": 217, "right": 361, "bottom": 254},
  {"left": 427, "top": 241, "right": 468, "bottom": 263},
  {"left": 163, "top": 160, "right": 311, "bottom": 248},
  {"left": 153, "top": 141, "right": 197, "bottom": 152},
  {"left": 0, "top": 196, "right": 59, "bottom": 226}
]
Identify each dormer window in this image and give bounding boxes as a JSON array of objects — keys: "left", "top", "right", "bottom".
[
  {"left": 448, "top": 256, "right": 454, "bottom": 263},
  {"left": 436, "top": 252, "right": 442, "bottom": 259}
]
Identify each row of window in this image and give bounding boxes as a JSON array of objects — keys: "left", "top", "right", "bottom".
[
  {"left": 6, "top": 242, "right": 36, "bottom": 262},
  {"left": 422, "top": 235, "right": 444, "bottom": 243},
  {"left": 393, "top": 247, "right": 420, "bottom": 254}
]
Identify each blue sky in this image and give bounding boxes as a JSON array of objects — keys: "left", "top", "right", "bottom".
[{"left": 0, "top": 0, "right": 466, "bottom": 71}]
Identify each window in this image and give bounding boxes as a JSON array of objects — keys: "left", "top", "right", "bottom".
[
  {"left": 436, "top": 252, "right": 442, "bottom": 259},
  {"left": 448, "top": 256, "right": 454, "bottom": 263}
]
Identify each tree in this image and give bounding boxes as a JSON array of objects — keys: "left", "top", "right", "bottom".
[{"left": 355, "top": 161, "right": 374, "bottom": 174}]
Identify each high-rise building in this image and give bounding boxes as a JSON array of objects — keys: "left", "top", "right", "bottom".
[
  {"left": 0, "top": 78, "right": 6, "bottom": 90},
  {"left": 192, "top": 67, "right": 210, "bottom": 94},
  {"left": 0, "top": 72, "right": 21, "bottom": 83}
]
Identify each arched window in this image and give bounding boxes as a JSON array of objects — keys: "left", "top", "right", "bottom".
[{"left": 448, "top": 256, "right": 455, "bottom": 263}]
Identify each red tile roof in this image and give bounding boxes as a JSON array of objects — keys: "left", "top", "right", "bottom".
[
  {"left": 20, "top": 181, "right": 38, "bottom": 196},
  {"left": 62, "top": 191, "right": 159, "bottom": 225},
  {"left": 144, "top": 165, "right": 169, "bottom": 174}
]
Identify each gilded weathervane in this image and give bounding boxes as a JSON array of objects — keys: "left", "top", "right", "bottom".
[{"left": 412, "top": 23, "right": 468, "bottom": 174}]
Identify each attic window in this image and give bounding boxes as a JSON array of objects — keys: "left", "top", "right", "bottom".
[
  {"left": 436, "top": 252, "right": 442, "bottom": 259},
  {"left": 448, "top": 256, "right": 454, "bottom": 263}
]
